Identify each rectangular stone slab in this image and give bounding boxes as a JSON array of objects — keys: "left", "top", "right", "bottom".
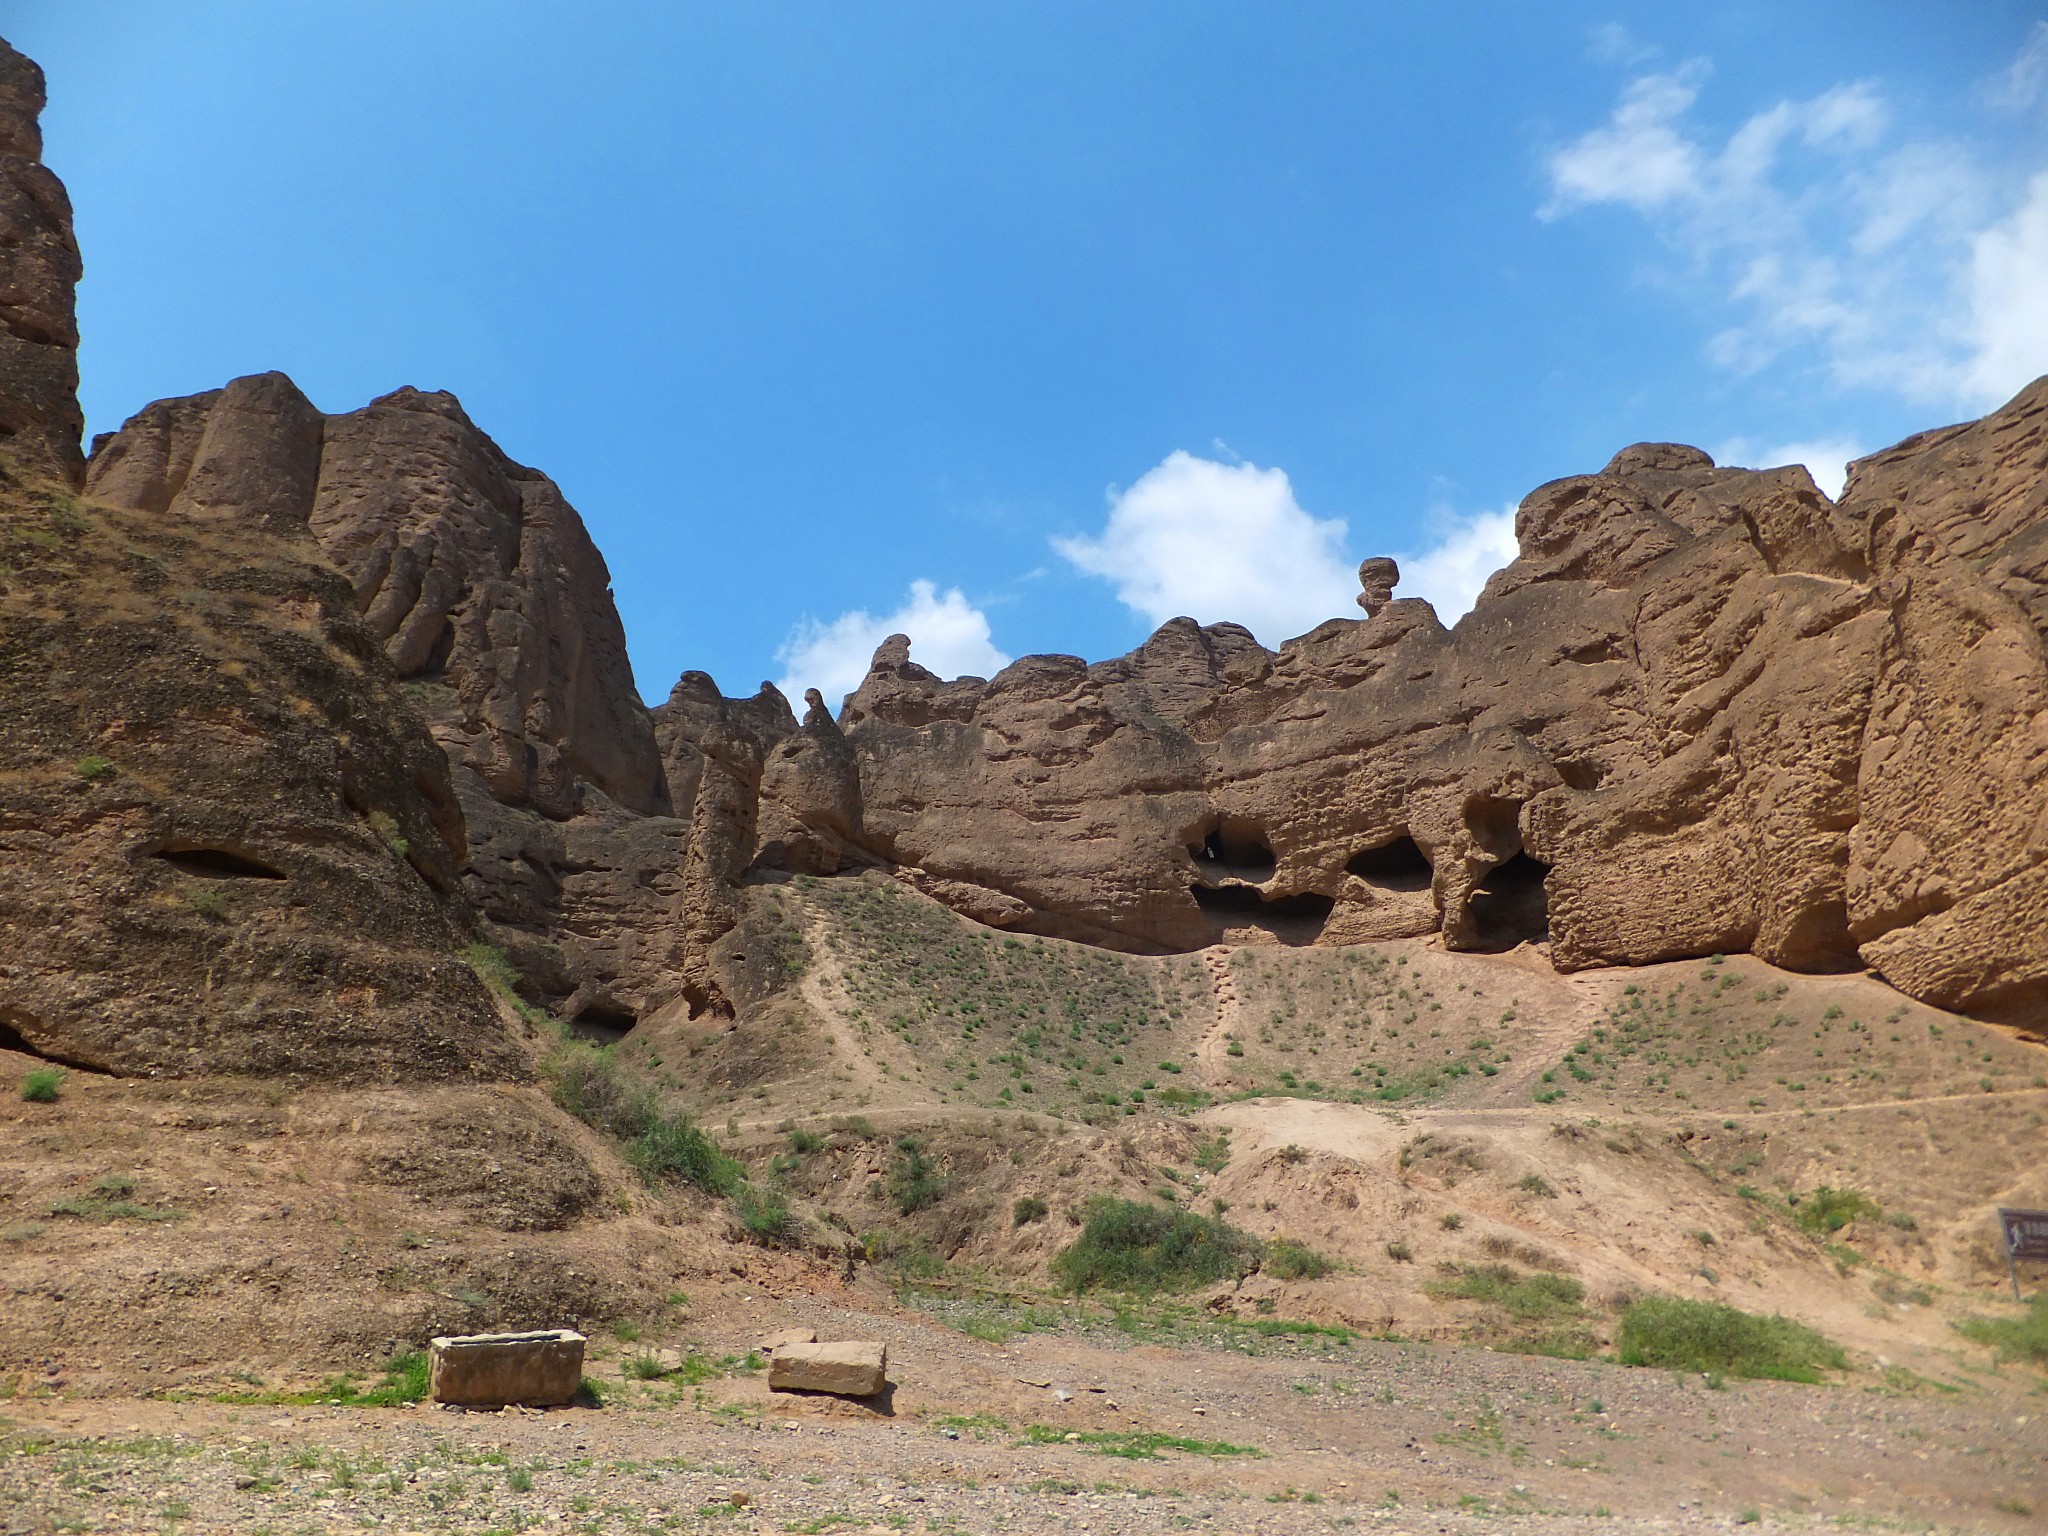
[
  {"left": 429, "top": 1329, "right": 585, "bottom": 1407},
  {"left": 767, "top": 1339, "right": 887, "bottom": 1397}
]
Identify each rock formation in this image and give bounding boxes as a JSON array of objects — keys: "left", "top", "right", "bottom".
[
  {"left": 0, "top": 65, "right": 514, "bottom": 1081},
  {"left": 0, "top": 38, "right": 82, "bottom": 484},
  {"left": 5, "top": 28, "right": 2047, "bottom": 1069},
  {"left": 68, "top": 378, "right": 2048, "bottom": 1041}
]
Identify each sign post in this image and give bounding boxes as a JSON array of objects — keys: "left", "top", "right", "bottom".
[{"left": 1995, "top": 1207, "right": 2048, "bottom": 1301}]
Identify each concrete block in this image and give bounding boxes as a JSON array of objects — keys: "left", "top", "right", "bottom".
[
  {"left": 767, "top": 1339, "right": 887, "bottom": 1397},
  {"left": 429, "top": 1328, "right": 585, "bottom": 1407}
]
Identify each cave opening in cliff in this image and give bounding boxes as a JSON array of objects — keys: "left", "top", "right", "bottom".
[
  {"left": 1468, "top": 853, "right": 1550, "bottom": 949},
  {"left": 1189, "top": 881, "right": 1334, "bottom": 946},
  {"left": 1188, "top": 816, "right": 1276, "bottom": 879},
  {"left": 569, "top": 1003, "right": 638, "bottom": 1045},
  {"left": 152, "top": 847, "right": 286, "bottom": 880},
  {"left": 1346, "top": 835, "right": 1433, "bottom": 892}
]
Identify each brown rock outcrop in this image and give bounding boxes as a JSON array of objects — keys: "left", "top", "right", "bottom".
[
  {"left": 89, "top": 382, "right": 664, "bottom": 819},
  {"left": 0, "top": 455, "right": 520, "bottom": 1080},
  {"left": 0, "top": 79, "right": 518, "bottom": 1082},
  {"left": 0, "top": 38, "right": 82, "bottom": 484},
  {"left": 710, "top": 388, "right": 2048, "bottom": 1033}
]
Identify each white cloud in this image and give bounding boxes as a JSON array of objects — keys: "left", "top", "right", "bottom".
[
  {"left": 1542, "top": 44, "right": 2048, "bottom": 411},
  {"left": 1541, "top": 65, "right": 1708, "bottom": 217},
  {"left": 775, "top": 579, "right": 1010, "bottom": 709},
  {"left": 1712, "top": 436, "right": 1866, "bottom": 499},
  {"left": 1962, "top": 171, "right": 2048, "bottom": 406},
  {"left": 1988, "top": 21, "right": 2048, "bottom": 111},
  {"left": 1395, "top": 506, "right": 1521, "bottom": 624},
  {"left": 1054, "top": 451, "right": 1356, "bottom": 647}
]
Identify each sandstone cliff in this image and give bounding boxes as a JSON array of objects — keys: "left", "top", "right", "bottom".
[{"left": 6, "top": 27, "right": 2046, "bottom": 1061}]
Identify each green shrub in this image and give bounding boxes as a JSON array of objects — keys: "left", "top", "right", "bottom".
[
  {"left": 626, "top": 1353, "right": 669, "bottom": 1381},
  {"left": 550, "top": 1042, "right": 751, "bottom": 1209},
  {"left": 1617, "top": 1296, "right": 1847, "bottom": 1382},
  {"left": 1052, "top": 1197, "right": 1260, "bottom": 1293},
  {"left": 1955, "top": 1295, "right": 2048, "bottom": 1367},
  {"left": 460, "top": 941, "right": 524, "bottom": 1000},
  {"left": 731, "top": 1185, "right": 798, "bottom": 1245},
  {"left": 889, "top": 1136, "right": 946, "bottom": 1215},
  {"left": 1427, "top": 1264, "right": 1584, "bottom": 1319},
  {"left": 1791, "top": 1186, "right": 1881, "bottom": 1236},
  {"left": 20, "top": 1067, "right": 63, "bottom": 1104},
  {"left": 1267, "top": 1239, "right": 1332, "bottom": 1279},
  {"left": 367, "top": 809, "right": 410, "bottom": 859},
  {"left": 190, "top": 885, "right": 228, "bottom": 920},
  {"left": 629, "top": 1115, "right": 743, "bottom": 1197},
  {"left": 74, "top": 754, "right": 113, "bottom": 783},
  {"left": 551, "top": 1046, "right": 651, "bottom": 1139},
  {"left": 1012, "top": 1195, "right": 1049, "bottom": 1227},
  {"left": 787, "top": 1127, "right": 825, "bottom": 1155}
]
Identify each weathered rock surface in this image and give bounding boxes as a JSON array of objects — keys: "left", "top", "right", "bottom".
[
  {"left": 0, "top": 38, "right": 82, "bottom": 484},
  {"left": 6, "top": 29, "right": 2045, "bottom": 1051},
  {"left": 0, "top": 432, "right": 522, "bottom": 1079},
  {"left": 89, "top": 381, "right": 663, "bottom": 819},
  {"left": 664, "top": 388, "right": 2048, "bottom": 1033},
  {"left": 767, "top": 1339, "right": 887, "bottom": 1396}
]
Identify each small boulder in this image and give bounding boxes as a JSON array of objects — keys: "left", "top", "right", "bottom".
[
  {"left": 767, "top": 1340, "right": 886, "bottom": 1397},
  {"left": 428, "top": 1329, "right": 585, "bottom": 1408},
  {"left": 757, "top": 1326, "right": 819, "bottom": 1353}
]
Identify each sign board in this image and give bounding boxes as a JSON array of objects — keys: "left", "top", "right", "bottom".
[
  {"left": 1996, "top": 1207, "right": 2048, "bottom": 1299},
  {"left": 2000, "top": 1208, "right": 2048, "bottom": 1261}
]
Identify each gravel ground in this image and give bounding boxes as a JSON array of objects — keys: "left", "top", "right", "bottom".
[{"left": 2, "top": 1297, "right": 2041, "bottom": 1535}]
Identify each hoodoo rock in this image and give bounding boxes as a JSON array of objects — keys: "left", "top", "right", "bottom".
[{"left": 0, "top": 38, "right": 82, "bottom": 484}]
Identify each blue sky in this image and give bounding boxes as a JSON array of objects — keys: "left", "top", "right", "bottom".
[{"left": 12, "top": 4, "right": 2048, "bottom": 706}]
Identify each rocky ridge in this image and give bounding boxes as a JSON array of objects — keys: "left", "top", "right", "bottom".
[{"left": 9, "top": 30, "right": 2048, "bottom": 1072}]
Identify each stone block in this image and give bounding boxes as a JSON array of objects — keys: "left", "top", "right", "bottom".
[
  {"left": 767, "top": 1339, "right": 887, "bottom": 1397},
  {"left": 757, "top": 1326, "right": 818, "bottom": 1353},
  {"left": 429, "top": 1328, "right": 585, "bottom": 1408}
]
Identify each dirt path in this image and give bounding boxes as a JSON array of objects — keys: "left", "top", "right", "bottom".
[
  {"left": 1490, "top": 962, "right": 1623, "bottom": 1098},
  {"left": 1192, "top": 947, "right": 1244, "bottom": 1089}
]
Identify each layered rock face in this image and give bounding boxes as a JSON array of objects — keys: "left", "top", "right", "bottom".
[
  {"left": 8, "top": 32, "right": 2046, "bottom": 1050},
  {"left": 696, "top": 393, "right": 2039, "bottom": 1036},
  {"left": 749, "top": 393, "right": 2048, "bottom": 1032},
  {"left": 75, "top": 372, "right": 2048, "bottom": 1039},
  {"left": 0, "top": 39, "right": 82, "bottom": 484},
  {"left": 89, "top": 381, "right": 663, "bottom": 818},
  {"left": 0, "top": 392, "right": 520, "bottom": 1081}
]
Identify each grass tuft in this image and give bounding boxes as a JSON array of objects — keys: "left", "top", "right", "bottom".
[
  {"left": 1955, "top": 1295, "right": 2048, "bottom": 1368},
  {"left": 1265, "top": 1238, "right": 1332, "bottom": 1280},
  {"left": 19, "top": 1067, "right": 63, "bottom": 1103}
]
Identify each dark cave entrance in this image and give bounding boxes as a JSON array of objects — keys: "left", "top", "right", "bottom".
[
  {"left": 1346, "top": 834, "right": 1433, "bottom": 892},
  {"left": 1468, "top": 853, "right": 1551, "bottom": 949},
  {"left": 569, "top": 1003, "right": 639, "bottom": 1046},
  {"left": 1190, "top": 882, "right": 1334, "bottom": 946},
  {"left": 1188, "top": 816, "right": 1276, "bottom": 880},
  {"left": 152, "top": 847, "right": 286, "bottom": 879}
]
